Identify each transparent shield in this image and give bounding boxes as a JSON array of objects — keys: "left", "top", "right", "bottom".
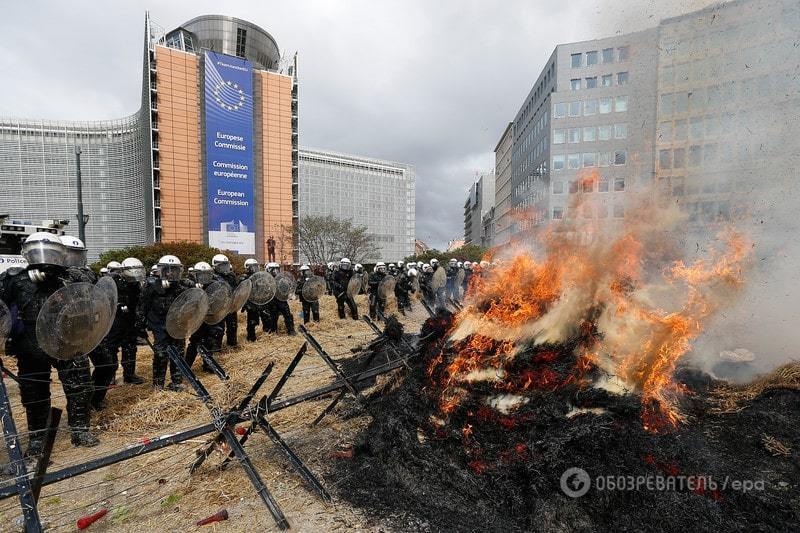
[
  {"left": 301, "top": 275, "right": 326, "bottom": 302},
  {"left": 274, "top": 272, "right": 297, "bottom": 302},
  {"left": 229, "top": 278, "right": 252, "bottom": 313},
  {"left": 93, "top": 276, "right": 119, "bottom": 338},
  {"left": 361, "top": 272, "right": 369, "bottom": 293},
  {"left": 411, "top": 277, "right": 421, "bottom": 299},
  {"left": 456, "top": 268, "right": 465, "bottom": 286},
  {"left": 36, "top": 282, "right": 114, "bottom": 360},
  {"left": 432, "top": 268, "right": 446, "bottom": 291},
  {"left": 166, "top": 287, "right": 209, "bottom": 340},
  {"left": 248, "top": 272, "right": 276, "bottom": 305},
  {"left": 378, "top": 275, "right": 397, "bottom": 300},
  {"left": 204, "top": 281, "right": 232, "bottom": 325},
  {"left": 0, "top": 299, "right": 12, "bottom": 341},
  {"left": 347, "top": 276, "right": 362, "bottom": 298}
]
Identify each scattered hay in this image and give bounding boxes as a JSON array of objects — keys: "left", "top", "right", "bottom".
[{"left": 709, "top": 362, "right": 800, "bottom": 413}]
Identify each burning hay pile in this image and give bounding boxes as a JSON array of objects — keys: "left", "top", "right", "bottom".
[{"left": 331, "top": 181, "right": 800, "bottom": 531}]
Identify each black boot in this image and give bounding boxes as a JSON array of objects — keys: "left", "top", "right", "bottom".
[
  {"left": 71, "top": 429, "right": 100, "bottom": 447},
  {"left": 124, "top": 373, "right": 145, "bottom": 384}
]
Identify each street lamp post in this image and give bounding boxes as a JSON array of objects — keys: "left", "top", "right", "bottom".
[{"left": 75, "top": 146, "right": 88, "bottom": 244}]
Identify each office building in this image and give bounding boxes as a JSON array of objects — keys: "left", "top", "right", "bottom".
[
  {"left": 0, "top": 13, "right": 298, "bottom": 261},
  {"left": 463, "top": 171, "right": 495, "bottom": 246},
  {"left": 297, "top": 148, "right": 416, "bottom": 261},
  {"left": 492, "top": 122, "right": 514, "bottom": 247}
]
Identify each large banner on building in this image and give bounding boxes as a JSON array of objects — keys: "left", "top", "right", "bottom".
[{"left": 204, "top": 51, "right": 255, "bottom": 254}]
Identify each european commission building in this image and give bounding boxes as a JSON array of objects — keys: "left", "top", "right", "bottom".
[{"left": 0, "top": 13, "right": 416, "bottom": 262}]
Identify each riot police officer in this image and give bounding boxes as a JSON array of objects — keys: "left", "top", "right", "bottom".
[
  {"left": 368, "top": 262, "right": 388, "bottom": 320},
  {"left": 395, "top": 266, "right": 416, "bottom": 315},
  {"left": 185, "top": 262, "right": 223, "bottom": 372},
  {"left": 420, "top": 263, "right": 435, "bottom": 306},
  {"left": 332, "top": 257, "right": 358, "bottom": 320},
  {"left": 0, "top": 233, "right": 99, "bottom": 451},
  {"left": 445, "top": 258, "right": 460, "bottom": 303},
  {"left": 104, "top": 257, "right": 146, "bottom": 386},
  {"left": 241, "top": 258, "right": 269, "bottom": 342},
  {"left": 296, "top": 264, "right": 320, "bottom": 323},
  {"left": 266, "top": 262, "right": 296, "bottom": 335},
  {"left": 212, "top": 254, "right": 238, "bottom": 347},
  {"left": 462, "top": 261, "right": 473, "bottom": 295},
  {"left": 138, "top": 255, "right": 193, "bottom": 391},
  {"left": 325, "top": 262, "right": 336, "bottom": 295},
  {"left": 59, "top": 236, "right": 118, "bottom": 411}
]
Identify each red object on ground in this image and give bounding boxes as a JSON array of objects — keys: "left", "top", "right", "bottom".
[
  {"left": 77, "top": 508, "right": 108, "bottom": 529},
  {"left": 196, "top": 509, "right": 229, "bottom": 526},
  {"left": 235, "top": 426, "right": 247, "bottom": 436},
  {"left": 332, "top": 448, "right": 354, "bottom": 459}
]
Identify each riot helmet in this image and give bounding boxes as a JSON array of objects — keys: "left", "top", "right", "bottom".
[
  {"left": 448, "top": 258, "right": 458, "bottom": 268},
  {"left": 408, "top": 268, "right": 418, "bottom": 278},
  {"left": 194, "top": 261, "right": 213, "bottom": 285},
  {"left": 212, "top": 253, "right": 232, "bottom": 274},
  {"left": 340, "top": 257, "right": 352, "bottom": 271},
  {"left": 60, "top": 235, "right": 87, "bottom": 268},
  {"left": 107, "top": 261, "right": 122, "bottom": 273},
  {"left": 120, "top": 257, "right": 146, "bottom": 282},
  {"left": 267, "top": 262, "right": 280, "bottom": 276},
  {"left": 464, "top": 261, "right": 472, "bottom": 270},
  {"left": 375, "top": 262, "right": 386, "bottom": 274},
  {"left": 99, "top": 267, "right": 109, "bottom": 276},
  {"left": 158, "top": 255, "right": 183, "bottom": 282},
  {"left": 244, "top": 258, "right": 260, "bottom": 275},
  {"left": 22, "top": 232, "right": 67, "bottom": 268},
  {"left": 354, "top": 263, "right": 364, "bottom": 273},
  {"left": 422, "top": 264, "right": 433, "bottom": 273},
  {"left": 300, "top": 264, "right": 311, "bottom": 279}
]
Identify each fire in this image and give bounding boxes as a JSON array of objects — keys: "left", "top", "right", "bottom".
[{"left": 430, "top": 169, "right": 751, "bottom": 431}]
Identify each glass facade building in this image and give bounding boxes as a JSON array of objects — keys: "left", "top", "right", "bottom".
[{"left": 298, "top": 148, "right": 416, "bottom": 261}]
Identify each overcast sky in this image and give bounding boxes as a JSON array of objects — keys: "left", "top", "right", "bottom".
[{"left": 0, "top": 0, "right": 712, "bottom": 249}]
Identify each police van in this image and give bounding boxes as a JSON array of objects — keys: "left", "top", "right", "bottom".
[{"left": 0, "top": 215, "right": 69, "bottom": 273}]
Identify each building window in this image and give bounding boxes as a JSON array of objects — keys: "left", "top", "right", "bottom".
[
  {"left": 689, "top": 145, "right": 702, "bottom": 166},
  {"left": 598, "top": 177, "right": 610, "bottom": 192},
  {"left": 553, "top": 207, "right": 564, "bottom": 220},
  {"left": 602, "top": 74, "right": 612, "bottom": 87},
  {"left": 614, "top": 204, "right": 625, "bottom": 218},
  {"left": 614, "top": 123, "right": 627, "bottom": 139},
  {"left": 553, "top": 103, "right": 567, "bottom": 118},
  {"left": 569, "top": 101, "right": 582, "bottom": 117},
  {"left": 674, "top": 119, "right": 687, "bottom": 140},
  {"left": 602, "top": 48, "right": 614, "bottom": 63},
  {"left": 673, "top": 147, "right": 685, "bottom": 168},
  {"left": 568, "top": 128, "right": 580, "bottom": 143},
  {"left": 675, "top": 92, "right": 689, "bottom": 113},
  {"left": 586, "top": 77, "right": 597, "bottom": 89},
  {"left": 571, "top": 53, "right": 583, "bottom": 68},
  {"left": 569, "top": 180, "right": 579, "bottom": 193},
  {"left": 659, "top": 149, "right": 672, "bottom": 169},
  {"left": 586, "top": 51, "right": 598, "bottom": 66},
  {"left": 599, "top": 97, "right": 612, "bottom": 114},
  {"left": 614, "top": 177, "right": 626, "bottom": 192},
  {"left": 658, "top": 121, "right": 673, "bottom": 142},
  {"left": 690, "top": 117, "right": 703, "bottom": 139},
  {"left": 584, "top": 99, "right": 598, "bottom": 115},
  {"left": 571, "top": 79, "right": 581, "bottom": 91},
  {"left": 236, "top": 28, "right": 247, "bottom": 58},
  {"left": 615, "top": 96, "right": 628, "bottom": 112},
  {"left": 598, "top": 152, "right": 611, "bottom": 167},
  {"left": 597, "top": 202, "right": 608, "bottom": 218},
  {"left": 583, "top": 126, "right": 596, "bottom": 142},
  {"left": 618, "top": 46, "right": 630, "bottom": 61},
  {"left": 583, "top": 152, "right": 597, "bottom": 167},
  {"left": 660, "top": 93, "right": 673, "bottom": 115},
  {"left": 583, "top": 179, "right": 594, "bottom": 193},
  {"left": 553, "top": 154, "right": 566, "bottom": 170},
  {"left": 553, "top": 181, "right": 564, "bottom": 194},
  {"left": 617, "top": 71, "right": 629, "bottom": 85},
  {"left": 598, "top": 125, "right": 612, "bottom": 140},
  {"left": 614, "top": 150, "right": 627, "bottom": 165},
  {"left": 553, "top": 129, "right": 566, "bottom": 144},
  {"left": 568, "top": 153, "right": 581, "bottom": 169}
]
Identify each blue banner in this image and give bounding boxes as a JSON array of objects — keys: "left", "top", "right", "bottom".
[{"left": 204, "top": 51, "right": 255, "bottom": 254}]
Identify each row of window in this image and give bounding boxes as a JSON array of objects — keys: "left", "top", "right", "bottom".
[
  {"left": 554, "top": 96, "right": 628, "bottom": 118},
  {"left": 553, "top": 176, "right": 626, "bottom": 195},
  {"left": 570, "top": 46, "right": 630, "bottom": 68},
  {"left": 516, "top": 111, "right": 548, "bottom": 159},
  {"left": 570, "top": 72, "right": 628, "bottom": 90},
  {"left": 554, "top": 124, "right": 627, "bottom": 144},
  {"left": 659, "top": 74, "right": 779, "bottom": 116},
  {"left": 553, "top": 203, "right": 626, "bottom": 220},
  {"left": 657, "top": 143, "right": 726, "bottom": 170},
  {"left": 553, "top": 150, "right": 627, "bottom": 170}
]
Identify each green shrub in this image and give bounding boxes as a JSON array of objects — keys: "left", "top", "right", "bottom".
[{"left": 91, "top": 241, "right": 247, "bottom": 273}]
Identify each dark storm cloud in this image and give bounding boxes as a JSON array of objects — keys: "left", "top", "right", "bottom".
[{"left": 0, "top": 0, "right": 709, "bottom": 249}]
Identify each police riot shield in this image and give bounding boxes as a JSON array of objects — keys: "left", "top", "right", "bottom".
[
  {"left": 456, "top": 268, "right": 465, "bottom": 288},
  {"left": 247, "top": 272, "right": 276, "bottom": 305},
  {"left": 0, "top": 299, "right": 12, "bottom": 341},
  {"left": 229, "top": 278, "right": 252, "bottom": 313},
  {"left": 36, "top": 282, "right": 115, "bottom": 360},
  {"left": 378, "top": 275, "right": 397, "bottom": 300},
  {"left": 203, "top": 281, "right": 232, "bottom": 325},
  {"left": 274, "top": 272, "right": 296, "bottom": 302},
  {"left": 165, "top": 287, "right": 209, "bottom": 340},
  {"left": 411, "top": 276, "right": 421, "bottom": 299},
  {"left": 432, "top": 267, "right": 446, "bottom": 292},
  {"left": 347, "top": 275, "right": 362, "bottom": 298},
  {"left": 301, "top": 275, "right": 326, "bottom": 302},
  {"left": 94, "top": 276, "right": 118, "bottom": 337}
]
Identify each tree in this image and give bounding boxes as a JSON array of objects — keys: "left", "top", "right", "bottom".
[
  {"left": 296, "top": 215, "right": 380, "bottom": 265},
  {"left": 92, "top": 241, "right": 246, "bottom": 273},
  {"left": 404, "top": 243, "right": 487, "bottom": 264}
]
